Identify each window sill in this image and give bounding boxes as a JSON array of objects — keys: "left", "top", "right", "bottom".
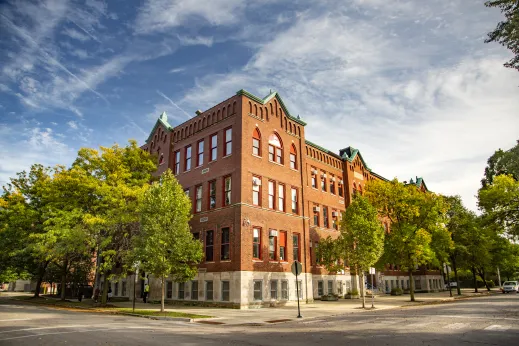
[
  {"left": 205, "top": 261, "right": 215, "bottom": 264},
  {"left": 208, "top": 160, "right": 217, "bottom": 165},
  {"left": 252, "top": 259, "right": 263, "bottom": 262},
  {"left": 220, "top": 260, "right": 231, "bottom": 263},
  {"left": 195, "top": 165, "right": 203, "bottom": 169},
  {"left": 290, "top": 168, "right": 298, "bottom": 172},
  {"left": 223, "top": 154, "right": 232, "bottom": 159},
  {"left": 252, "top": 154, "right": 262, "bottom": 159},
  {"left": 184, "top": 169, "right": 191, "bottom": 173},
  {"left": 268, "top": 160, "right": 284, "bottom": 167}
]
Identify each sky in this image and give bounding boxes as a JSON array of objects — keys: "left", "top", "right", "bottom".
[{"left": 0, "top": 0, "right": 518, "bottom": 212}]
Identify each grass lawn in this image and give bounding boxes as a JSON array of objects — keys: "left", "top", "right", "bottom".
[{"left": 111, "top": 308, "right": 212, "bottom": 319}]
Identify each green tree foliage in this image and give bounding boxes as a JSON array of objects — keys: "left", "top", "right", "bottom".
[
  {"left": 365, "top": 179, "right": 449, "bottom": 302},
  {"left": 130, "top": 170, "right": 203, "bottom": 312},
  {"left": 339, "top": 195, "right": 385, "bottom": 308},
  {"left": 485, "top": 1, "right": 519, "bottom": 72},
  {"left": 481, "top": 140, "right": 519, "bottom": 186},
  {"left": 479, "top": 175, "right": 519, "bottom": 239}
]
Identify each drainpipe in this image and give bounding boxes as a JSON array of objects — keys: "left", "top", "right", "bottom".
[{"left": 298, "top": 134, "right": 309, "bottom": 303}]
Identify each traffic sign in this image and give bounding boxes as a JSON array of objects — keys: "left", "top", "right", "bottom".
[{"left": 291, "top": 261, "right": 302, "bottom": 276}]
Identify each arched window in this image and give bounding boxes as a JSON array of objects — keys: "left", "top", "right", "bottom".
[
  {"left": 252, "top": 128, "right": 261, "bottom": 156},
  {"left": 159, "top": 153, "right": 164, "bottom": 165},
  {"left": 268, "top": 133, "right": 283, "bottom": 164},
  {"left": 290, "top": 144, "right": 297, "bottom": 170},
  {"left": 359, "top": 185, "right": 363, "bottom": 195},
  {"left": 353, "top": 182, "right": 357, "bottom": 196}
]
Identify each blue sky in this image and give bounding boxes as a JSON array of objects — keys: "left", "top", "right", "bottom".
[{"left": 1, "top": 0, "right": 518, "bottom": 211}]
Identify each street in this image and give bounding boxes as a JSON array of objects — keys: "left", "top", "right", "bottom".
[{"left": 0, "top": 294, "right": 518, "bottom": 345}]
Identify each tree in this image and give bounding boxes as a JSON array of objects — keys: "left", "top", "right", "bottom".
[
  {"left": 339, "top": 196, "right": 385, "bottom": 309},
  {"left": 485, "top": 1, "right": 519, "bottom": 72},
  {"left": 479, "top": 175, "right": 519, "bottom": 239},
  {"left": 365, "top": 179, "right": 448, "bottom": 302},
  {"left": 481, "top": 140, "right": 519, "bottom": 187},
  {"left": 130, "top": 170, "right": 203, "bottom": 312}
]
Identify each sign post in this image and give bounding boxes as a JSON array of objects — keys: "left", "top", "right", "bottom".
[
  {"left": 369, "top": 267, "right": 376, "bottom": 309},
  {"left": 291, "top": 261, "right": 303, "bottom": 318}
]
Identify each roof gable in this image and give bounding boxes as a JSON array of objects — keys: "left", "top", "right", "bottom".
[
  {"left": 236, "top": 89, "right": 307, "bottom": 126},
  {"left": 409, "top": 176, "right": 428, "bottom": 191},
  {"left": 145, "top": 112, "right": 173, "bottom": 144},
  {"left": 339, "top": 146, "right": 371, "bottom": 172}
]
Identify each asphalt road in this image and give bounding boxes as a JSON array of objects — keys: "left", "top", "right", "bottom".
[{"left": 0, "top": 294, "right": 518, "bottom": 345}]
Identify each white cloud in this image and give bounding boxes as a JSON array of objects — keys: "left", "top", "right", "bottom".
[
  {"left": 67, "top": 120, "right": 78, "bottom": 129},
  {"left": 169, "top": 67, "right": 186, "bottom": 74},
  {"left": 62, "top": 27, "right": 90, "bottom": 41},
  {"left": 177, "top": 35, "right": 214, "bottom": 47},
  {"left": 134, "top": 0, "right": 246, "bottom": 34}
]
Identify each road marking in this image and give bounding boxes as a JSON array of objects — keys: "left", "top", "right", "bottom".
[
  {"left": 405, "top": 322, "right": 434, "bottom": 328},
  {"left": 484, "top": 325, "right": 510, "bottom": 331},
  {"left": 302, "top": 319, "right": 325, "bottom": 324},
  {"left": 0, "top": 318, "right": 31, "bottom": 322},
  {"left": 445, "top": 323, "right": 469, "bottom": 330}
]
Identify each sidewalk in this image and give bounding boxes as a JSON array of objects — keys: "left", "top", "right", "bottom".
[{"left": 109, "top": 289, "right": 495, "bottom": 325}]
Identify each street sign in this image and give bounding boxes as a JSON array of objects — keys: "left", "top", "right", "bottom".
[
  {"left": 369, "top": 267, "right": 375, "bottom": 274},
  {"left": 291, "top": 261, "right": 302, "bottom": 276}
]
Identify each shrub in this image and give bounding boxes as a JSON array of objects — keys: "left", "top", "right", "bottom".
[
  {"left": 390, "top": 287, "right": 403, "bottom": 296},
  {"left": 486, "top": 280, "right": 495, "bottom": 288},
  {"left": 349, "top": 289, "right": 359, "bottom": 296}
]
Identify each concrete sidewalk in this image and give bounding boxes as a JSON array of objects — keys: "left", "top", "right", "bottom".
[{"left": 110, "top": 289, "right": 495, "bottom": 325}]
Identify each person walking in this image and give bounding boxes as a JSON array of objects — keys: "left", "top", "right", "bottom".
[
  {"left": 143, "top": 283, "right": 150, "bottom": 303},
  {"left": 107, "top": 286, "right": 112, "bottom": 302}
]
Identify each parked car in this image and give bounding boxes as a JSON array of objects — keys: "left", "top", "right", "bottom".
[{"left": 502, "top": 281, "right": 519, "bottom": 293}]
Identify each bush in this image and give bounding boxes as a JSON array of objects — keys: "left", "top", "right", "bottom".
[
  {"left": 349, "top": 289, "right": 359, "bottom": 296},
  {"left": 390, "top": 288, "right": 403, "bottom": 296},
  {"left": 486, "top": 280, "right": 495, "bottom": 288}
]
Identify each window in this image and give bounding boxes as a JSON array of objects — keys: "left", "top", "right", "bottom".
[
  {"left": 270, "top": 280, "right": 278, "bottom": 300},
  {"left": 185, "top": 145, "right": 192, "bottom": 171},
  {"left": 338, "top": 181, "right": 344, "bottom": 197},
  {"left": 353, "top": 183, "right": 357, "bottom": 196},
  {"left": 166, "top": 281, "right": 173, "bottom": 299},
  {"left": 252, "top": 128, "right": 261, "bottom": 156},
  {"left": 311, "top": 169, "right": 317, "bottom": 188},
  {"left": 337, "top": 281, "right": 343, "bottom": 295},
  {"left": 224, "top": 127, "right": 232, "bottom": 156},
  {"left": 293, "top": 233, "right": 300, "bottom": 262},
  {"left": 296, "top": 280, "right": 303, "bottom": 299},
  {"left": 321, "top": 172, "right": 327, "bottom": 192},
  {"left": 323, "top": 206, "right": 329, "bottom": 228},
  {"left": 332, "top": 210, "right": 338, "bottom": 230},
  {"left": 313, "top": 205, "right": 320, "bottom": 226},
  {"left": 210, "top": 134, "right": 217, "bottom": 161},
  {"left": 191, "top": 281, "right": 199, "bottom": 300},
  {"left": 330, "top": 176, "right": 335, "bottom": 194},
  {"left": 281, "top": 280, "right": 288, "bottom": 300},
  {"left": 174, "top": 150, "right": 180, "bottom": 174},
  {"left": 269, "top": 231, "right": 277, "bottom": 260},
  {"left": 253, "top": 228, "right": 261, "bottom": 259},
  {"left": 206, "top": 281, "right": 213, "bottom": 301},
  {"left": 114, "top": 282, "right": 119, "bottom": 296},
  {"left": 291, "top": 187, "right": 298, "bottom": 214},
  {"left": 268, "top": 181, "right": 275, "bottom": 209},
  {"left": 278, "top": 184, "right": 285, "bottom": 212},
  {"left": 178, "top": 282, "right": 185, "bottom": 299},
  {"left": 290, "top": 145, "right": 297, "bottom": 170},
  {"left": 159, "top": 153, "right": 164, "bottom": 165},
  {"left": 279, "top": 231, "right": 287, "bottom": 261},
  {"left": 221, "top": 281, "right": 230, "bottom": 301},
  {"left": 205, "top": 230, "right": 214, "bottom": 261},
  {"left": 252, "top": 176, "right": 261, "bottom": 206},
  {"left": 122, "top": 281, "right": 127, "bottom": 296},
  {"left": 208, "top": 180, "right": 216, "bottom": 209},
  {"left": 328, "top": 280, "right": 333, "bottom": 295},
  {"left": 318, "top": 281, "right": 324, "bottom": 296},
  {"left": 253, "top": 280, "right": 263, "bottom": 301},
  {"left": 197, "top": 140, "right": 204, "bottom": 166},
  {"left": 224, "top": 176, "right": 231, "bottom": 206},
  {"left": 268, "top": 133, "right": 283, "bottom": 164},
  {"left": 195, "top": 185, "right": 202, "bottom": 212},
  {"left": 221, "top": 227, "right": 230, "bottom": 260},
  {"left": 184, "top": 188, "right": 190, "bottom": 198}
]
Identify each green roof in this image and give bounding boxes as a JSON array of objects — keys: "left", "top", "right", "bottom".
[
  {"left": 305, "top": 140, "right": 342, "bottom": 159},
  {"left": 409, "top": 176, "right": 428, "bottom": 191},
  {"left": 339, "top": 146, "right": 372, "bottom": 172},
  {"left": 236, "top": 89, "right": 307, "bottom": 126},
  {"left": 145, "top": 112, "right": 173, "bottom": 144}
]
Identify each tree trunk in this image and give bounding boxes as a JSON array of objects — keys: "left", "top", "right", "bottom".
[
  {"left": 445, "top": 263, "right": 452, "bottom": 297},
  {"left": 101, "top": 274, "right": 109, "bottom": 305},
  {"left": 360, "top": 271, "right": 365, "bottom": 309},
  {"left": 33, "top": 261, "right": 49, "bottom": 298},
  {"left": 451, "top": 256, "right": 461, "bottom": 295},
  {"left": 472, "top": 266, "right": 478, "bottom": 293},
  {"left": 476, "top": 267, "right": 491, "bottom": 291},
  {"left": 60, "top": 258, "right": 69, "bottom": 301},
  {"left": 161, "top": 275, "right": 165, "bottom": 313},
  {"left": 409, "top": 270, "right": 415, "bottom": 302}
]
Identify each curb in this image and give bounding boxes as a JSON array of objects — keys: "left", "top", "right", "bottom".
[{"left": 114, "top": 312, "right": 193, "bottom": 322}]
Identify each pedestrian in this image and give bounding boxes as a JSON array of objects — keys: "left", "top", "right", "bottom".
[
  {"left": 94, "top": 287, "right": 100, "bottom": 303},
  {"left": 108, "top": 286, "right": 112, "bottom": 302},
  {"left": 143, "top": 283, "right": 150, "bottom": 303}
]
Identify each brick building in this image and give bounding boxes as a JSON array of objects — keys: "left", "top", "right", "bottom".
[{"left": 113, "top": 89, "right": 443, "bottom": 307}]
